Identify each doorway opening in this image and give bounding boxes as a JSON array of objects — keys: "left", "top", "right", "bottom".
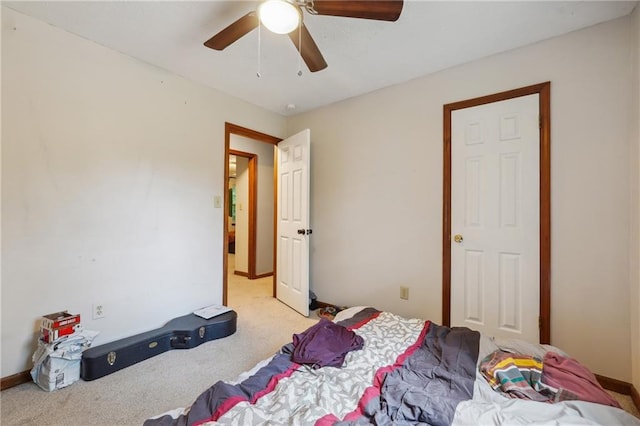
[{"left": 223, "top": 123, "right": 281, "bottom": 306}]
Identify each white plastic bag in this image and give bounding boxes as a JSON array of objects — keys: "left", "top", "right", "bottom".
[{"left": 30, "top": 327, "right": 98, "bottom": 391}]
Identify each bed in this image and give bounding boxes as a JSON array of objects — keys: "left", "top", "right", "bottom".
[{"left": 145, "top": 307, "right": 639, "bottom": 425}]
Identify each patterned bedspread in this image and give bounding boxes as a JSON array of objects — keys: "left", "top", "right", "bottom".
[
  {"left": 145, "top": 308, "right": 479, "bottom": 426},
  {"left": 145, "top": 308, "right": 640, "bottom": 426}
]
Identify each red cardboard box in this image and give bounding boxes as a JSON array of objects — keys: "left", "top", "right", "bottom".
[
  {"left": 40, "top": 324, "right": 79, "bottom": 344},
  {"left": 41, "top": 311, "right": 81, "bottom": 331}
]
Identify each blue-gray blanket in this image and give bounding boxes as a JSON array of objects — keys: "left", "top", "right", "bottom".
[
  {"left": 145, "top": 308, "right": 479, "bottom": 426},
  {"left": 338, "top": 323, "right": 480, "bottom": 425}
]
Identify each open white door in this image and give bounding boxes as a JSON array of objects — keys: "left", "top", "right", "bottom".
[
  {"left": 451, "top": 94, "right": 540, "bottom": 342},
  {"left": 276, "top": 129, "right": 311, "bottom": 316}
]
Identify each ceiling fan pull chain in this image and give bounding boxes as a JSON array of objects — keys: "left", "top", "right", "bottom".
[
  {"left": 257, "top": 22, "right": 262, "bottom": 78},
  {"left": 297, "top": 20, "right": 302, "bottom": 77}
]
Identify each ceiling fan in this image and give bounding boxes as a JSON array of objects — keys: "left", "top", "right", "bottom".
[{"left": 203, "top": 0, "right": 404, "bottom": 73}]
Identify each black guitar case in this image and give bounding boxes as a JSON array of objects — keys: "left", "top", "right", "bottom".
[{"left": 80, "top": 310, "right": 237, "bottom": 381}]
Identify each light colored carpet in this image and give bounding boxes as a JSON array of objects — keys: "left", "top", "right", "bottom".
[
  {"left": 610, "top": 391, "right": 640, "bottom": 418},
  {"left": 0, "top": 255, "right": 318, "bottom": 425},
  {"left": 1, "top": 255, "right": 638, "bottom": 423}
]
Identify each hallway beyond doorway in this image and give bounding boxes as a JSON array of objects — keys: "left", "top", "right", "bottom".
[{"left": 227, "top": 254, "right": 274, "bottom": 308}]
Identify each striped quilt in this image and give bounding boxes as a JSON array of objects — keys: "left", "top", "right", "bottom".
[{"left": 478, "top": 350, "right": 551, "bottom": 402}]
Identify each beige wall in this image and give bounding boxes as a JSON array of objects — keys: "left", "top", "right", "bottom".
[
  {"left": 1, "top": 8, "right": 286, "bottom": 377},
  {"left": 288, "top": 16, "right": 636, "bottom": 381},
  {"left": 631, "top": 4, "right": 640, "bottom": 391}
]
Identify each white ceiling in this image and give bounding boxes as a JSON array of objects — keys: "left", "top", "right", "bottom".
[{"left": 4, "top": 1, "right": 637, "bottom": 116}]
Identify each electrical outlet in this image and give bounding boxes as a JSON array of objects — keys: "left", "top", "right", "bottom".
[
  {"left": 93, "top": 303, "right": 105, "bottom": 320},
  {"left": 400, "top": 286, "right": 409, "bottom": 300},
  {"left": 214, "top": 196, "right": 222, "bottom": 208}
]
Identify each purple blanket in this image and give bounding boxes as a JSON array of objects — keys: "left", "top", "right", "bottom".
[{"left": 292, "top": 318, "right": 364, "bottom": 368}]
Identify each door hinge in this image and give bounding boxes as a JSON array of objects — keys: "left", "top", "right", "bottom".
[
  {"left": 539, "top": 115, "right": 542, "bottom": 129},
  {"left": 538, "top": 316, "right": 542, "bottom": 329}
]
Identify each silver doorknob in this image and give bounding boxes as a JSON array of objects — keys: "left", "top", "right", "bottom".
[{"left": 453, "top": 234, "right": 463, "bottom": 243}]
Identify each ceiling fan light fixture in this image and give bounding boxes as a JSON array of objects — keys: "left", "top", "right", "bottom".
[{"left": 258, "top": 0, "right": 301, "bottom": 35}]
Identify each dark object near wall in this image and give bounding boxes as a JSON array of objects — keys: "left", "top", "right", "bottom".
[
  {"left": 228, "top": 230, "right": 235, "bottom": 254},
  {"left": 81, "top": 311, "right": 237, "bottom": 381},
  {"left": 309, "top": 290, "right": 318, "bottom": 310}
]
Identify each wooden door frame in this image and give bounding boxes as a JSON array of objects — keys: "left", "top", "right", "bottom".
[
  {"left": 229, "top": 149, "right": 258, "bottom": 279},
  {"left": 442, "top": 82, "right": 551, "bottom": 344},
  {"left": 223, "top": 123, "right": 281, "bottom": 306}
]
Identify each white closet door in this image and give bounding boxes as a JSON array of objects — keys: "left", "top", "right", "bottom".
[{"left": 451, "top": 94, "right": 540, "bottom": 342}]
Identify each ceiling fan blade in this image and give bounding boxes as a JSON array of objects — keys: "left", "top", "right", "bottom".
[
  {"left": 311, "top": 0, "right": 403, "bottom": 21},
  {"left": 288, "top": 24, "right": 328, "bottom": 73},
  {"left": 204, "top": 12, "right": 259, "bottom": 50}
]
